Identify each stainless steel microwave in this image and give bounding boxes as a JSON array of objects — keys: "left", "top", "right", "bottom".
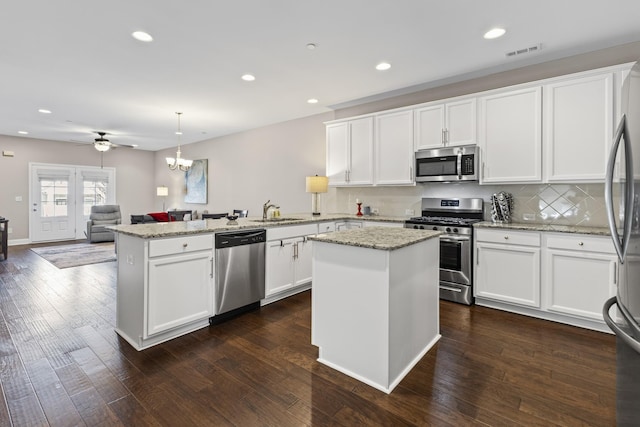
[{"left": 415, "top": 145, "right": 479, "bottom": 182}]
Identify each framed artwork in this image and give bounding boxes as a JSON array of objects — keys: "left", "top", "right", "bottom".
[{"left": 184, "top": 159, "right": 208, "bottom": 204}]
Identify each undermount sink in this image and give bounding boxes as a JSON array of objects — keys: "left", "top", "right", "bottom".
[{"left": 250, "top": 218, "right": 304, "bottom": 223}]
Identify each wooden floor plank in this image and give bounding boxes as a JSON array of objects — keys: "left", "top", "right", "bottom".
[{"left": 0, "top": 243, "right": 617, "bottom": 426}]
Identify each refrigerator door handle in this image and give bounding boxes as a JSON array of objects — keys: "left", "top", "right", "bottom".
[
  {"left": 605, "top": 115, "right": 634, "bottom": 263},
  {"left": 603, "top": 296, "right": 640, "bottom": 355}
]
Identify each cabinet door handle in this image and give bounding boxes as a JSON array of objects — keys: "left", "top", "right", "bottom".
[
  {"left": 476, "top": 248, "right": 479, "bottom": 265},
  {"left": 442, "top": 129, "right": 446, "bottom": 145},
  {"left": 445, "top": 129, "right": 449, "bottom": 144},
  {"left": 210, "top": 257, "right": 214, "bottom": 278}
]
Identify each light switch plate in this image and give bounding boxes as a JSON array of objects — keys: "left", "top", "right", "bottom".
[{"left": 405, "top": 209, "right": 415, "bottom": 216}]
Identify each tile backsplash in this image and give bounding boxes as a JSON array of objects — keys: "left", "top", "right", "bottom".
[{"left": 326, "top": 182, "right": 614, "bottom": 227}]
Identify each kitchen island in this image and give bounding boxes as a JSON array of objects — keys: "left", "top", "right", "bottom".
[{"left": 309, "top": 227, "right": 441, "bottom": 393}]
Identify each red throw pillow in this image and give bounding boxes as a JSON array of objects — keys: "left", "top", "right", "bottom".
[{"left": 147, "top": 212, "right": 170, "bottom": 222}]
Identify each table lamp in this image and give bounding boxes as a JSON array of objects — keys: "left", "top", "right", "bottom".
[
  {"left": 156, "top": 186, "right": 169, "bottom": 211},
  {"left": 306, "top": 175, "right": 329, "bottom": 216}
]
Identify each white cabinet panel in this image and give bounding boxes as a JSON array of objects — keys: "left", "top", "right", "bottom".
[
  {"left": 147, "top": 250, "right": 213, "bottom": 336},
  {"left": 326, "top": 117, "right": 374, "bottom": 186},
  {"left": 545, "top": 249, "right": 617, "bottom": 320},
  {"left": 326, "top": 123, "right": 349, "bottom": 185},
  {"left": 544, "top": 72, "right": 614, "bottom": 182},
  {"left": 375, "top": 110, "right": 414, "bottom": 185},
  {"left": 479, "top": 87, "right": 542, "bottom": 183},
  {"left": 266, "top": 240, "right": 296, "bottom": 295},
  {"left": 475, "top": 241, "right": 541, "bottom": 308},
  {"left": 415, "top": 98, "right": 476, "bottom": 150}
]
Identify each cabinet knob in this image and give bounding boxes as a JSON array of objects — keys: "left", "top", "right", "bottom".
[
  {"left": 183, "top": 243, "right": 188, "bottom": 248},
  {"left": 504, "top": 236, "right": 509, "bottom": 240},
  {"left": 578, "top": 242, "right": 584, "bottom": 246}
]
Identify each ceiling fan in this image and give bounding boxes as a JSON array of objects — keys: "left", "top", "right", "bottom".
[{"left": 92, "top": 131, "right": 136, "bottom": 152}]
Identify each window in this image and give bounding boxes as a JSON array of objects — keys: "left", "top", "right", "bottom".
[
  {"left": 83, "top": 179, "right": 108, "bottom": 215},
  {"left": 40, "top": 179, "right": 69, "bottom": 217}
]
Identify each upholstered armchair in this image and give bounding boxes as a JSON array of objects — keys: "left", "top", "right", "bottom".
[{"left": 86, "top": 205, "right": 121, "bottom": 243}]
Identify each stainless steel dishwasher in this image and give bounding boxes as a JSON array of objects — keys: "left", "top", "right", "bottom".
[{"left": 213, "top": 229, "right": 266, "bottom": 322}]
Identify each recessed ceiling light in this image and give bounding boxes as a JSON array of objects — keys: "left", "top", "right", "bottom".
[
  {"left": 376, "top": 62, "right": 391, "bottom": 71},
  {"left": 484, "top": 28, "right": 506, "bottom": 39},
  {"left": 241, "top": 74, "right": 256, "bottom": 81},
  {"left": 18, "top": 131, "right": 28, "bottom": 135},
  {"left": 307, "top": 98, "right": 319, "bottom": 104},
  {"left": 38, "top": 109, "right": 52, "bottom": 114},
  {"left": 132, "top": 31, "right": 153, "bottom": 42}
]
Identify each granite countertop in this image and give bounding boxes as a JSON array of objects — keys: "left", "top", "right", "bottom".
[
  {"left": 474, "top": 221, "right": 611, "bottom": 236},
  {"left": 309, "top": 227, "right": 441, "bottom": 251},
  {"left": 109, "top": 213, "right": 408, "bottom": 239}
]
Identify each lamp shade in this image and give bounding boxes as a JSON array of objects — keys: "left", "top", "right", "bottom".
[
  {"left": 156, "top": 186, "right": 169, "bottom": 197},
  {"left": 305, "top": 175, "right": 328, "bottom": 193}
]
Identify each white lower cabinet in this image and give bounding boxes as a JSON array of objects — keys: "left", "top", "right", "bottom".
[
  {"left": 147, "top": 249, "right": 214, "bottom": 336},
  {"left": 543, "top": 233, "right": 617, "bottom": 320},
  {"left": 115, "top": 233, "right": 214, "bottom": 350},
  {"left": 264, "top": 224, "right": 317, "bottom": 303},
  {"left": 474, "top": 227, "right": 619, "bottom": 332},
  {"left": 475, "top": 229, "right": 541, "bottom": 307}
]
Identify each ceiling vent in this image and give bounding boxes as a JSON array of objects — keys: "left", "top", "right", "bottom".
[{"left": 505, "top": 44, "right": 542, "bottom": 58}]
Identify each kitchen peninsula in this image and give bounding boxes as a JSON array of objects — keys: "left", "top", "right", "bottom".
[
  {"left": 309, "top": 226, "right": 441, "bottom": 393},
  {"left": 110, "top": 214, "right": 409, "bottom": 350}
]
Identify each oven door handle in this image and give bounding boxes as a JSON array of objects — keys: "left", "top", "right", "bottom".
[
  {"left": 440, "top": 235, "right": 471, "bottom": 242},
  {"left": 440, "top": 285, "right": 463, "bottom": 293}
]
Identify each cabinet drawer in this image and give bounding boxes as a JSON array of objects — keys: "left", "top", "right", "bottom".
[
  {"left": 476, "top": 228, "right": 540, "bottom": 246},
  {"left": 149, "top": 234, "right": 213, "bottom": 258},
  {"left": 267, "top": 224, "right": 318, "bottom": 241},
  {"left": 545, "top": 233, "right": 614, "bottom": 253},
  {"left": 318, "top": 221, "right": 336, "bottom": 234}
]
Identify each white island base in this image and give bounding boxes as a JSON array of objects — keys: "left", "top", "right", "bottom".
[{"left": 311, "top": 229, "right": 440, "bottom": 394}]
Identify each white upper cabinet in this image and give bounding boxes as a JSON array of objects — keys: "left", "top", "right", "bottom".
[
  {"left": 326, "top": 117, "right": 374, "bottom": 186},
  {"left": 375, "top": 109, "right": 415, "bottom": 185},
  {"left": 543, "top": 72, "right": 614, "bottom": 182},
  {"left": 479, "top": 86, "right": 542, "bottom": 183},
  {"left": 415, "top": 97, "right": 476, "bottom": 150}
]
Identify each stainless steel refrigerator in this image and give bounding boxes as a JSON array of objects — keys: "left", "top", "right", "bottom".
[{"left": 604, "top": 59, "right": 640, "bottom": 426}]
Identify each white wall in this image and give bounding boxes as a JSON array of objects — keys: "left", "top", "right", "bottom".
[{"left": 154, "top": 112, "right": 333, "bottom": 218}]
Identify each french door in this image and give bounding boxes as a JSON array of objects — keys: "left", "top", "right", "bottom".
[{"left": 30, "top": 163, "right": 116, "bottom": 242}]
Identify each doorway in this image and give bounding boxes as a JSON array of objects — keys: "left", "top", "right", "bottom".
[{"left": 29, "top": 163, "right": 116, "bottom": 242}]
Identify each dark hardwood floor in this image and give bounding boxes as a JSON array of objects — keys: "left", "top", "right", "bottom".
[{"left": 0, "top": 243, "right": 616, "bottom": 426}]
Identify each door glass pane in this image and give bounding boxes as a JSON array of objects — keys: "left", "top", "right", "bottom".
[
  {"left": 40, "top": 179, "right": 68, "bottom": 217},
  {"left": 83, "top": 179, "right": 108, "bottom": 215}
]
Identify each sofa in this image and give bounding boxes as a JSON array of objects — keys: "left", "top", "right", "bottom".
[
  {"left": 130, "top": 210, "right": 193, "bottom": 224},
  {"left": 86, "top": 205, "right": 121, "bottom": 242}
]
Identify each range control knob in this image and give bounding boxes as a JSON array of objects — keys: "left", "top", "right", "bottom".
[
  {"left": 453, "top": 228, "right": 458, "bottom": 233},
  {"left": 445, "top": 227, "right": 452, "bottom": 233},
  {"left": 432, "top": 226, "right": 438, "bottom": 231}
]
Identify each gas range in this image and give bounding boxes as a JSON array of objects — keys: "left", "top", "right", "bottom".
[
  {"left": 404, "top": 198, "right": 484, "bottom": 235},
  {"left": 404, "top": 197, "right": 484, "bottom": 306}
]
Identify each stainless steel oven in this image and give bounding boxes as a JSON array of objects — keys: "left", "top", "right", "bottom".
[{"left": 405, "top": 197, "right": 484, "bottom": 305}]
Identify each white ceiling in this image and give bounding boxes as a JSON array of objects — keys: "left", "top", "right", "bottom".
[{"left": 2, "top": 0, "right": 640, "bottom": 151}]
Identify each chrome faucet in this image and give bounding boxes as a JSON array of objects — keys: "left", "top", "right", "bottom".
[{"left": 263, "top": 200, "right": 278, "bottom": 220}]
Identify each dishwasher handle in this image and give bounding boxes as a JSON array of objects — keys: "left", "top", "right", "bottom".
[{"left": 215, "top": 229, "right": 266, "bottom": 249}]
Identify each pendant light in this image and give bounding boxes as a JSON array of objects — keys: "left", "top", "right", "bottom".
[{"left": 166, "top": 112, "right": 193, "bottom": 171}]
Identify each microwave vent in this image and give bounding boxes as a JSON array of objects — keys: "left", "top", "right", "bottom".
[{"left": 505, "top": 44, "right": 542, "bottom": 58}]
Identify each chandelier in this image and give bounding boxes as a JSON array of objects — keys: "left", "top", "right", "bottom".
[{"left": 166, "top": 112, "right": 193, "bottom": 171}]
